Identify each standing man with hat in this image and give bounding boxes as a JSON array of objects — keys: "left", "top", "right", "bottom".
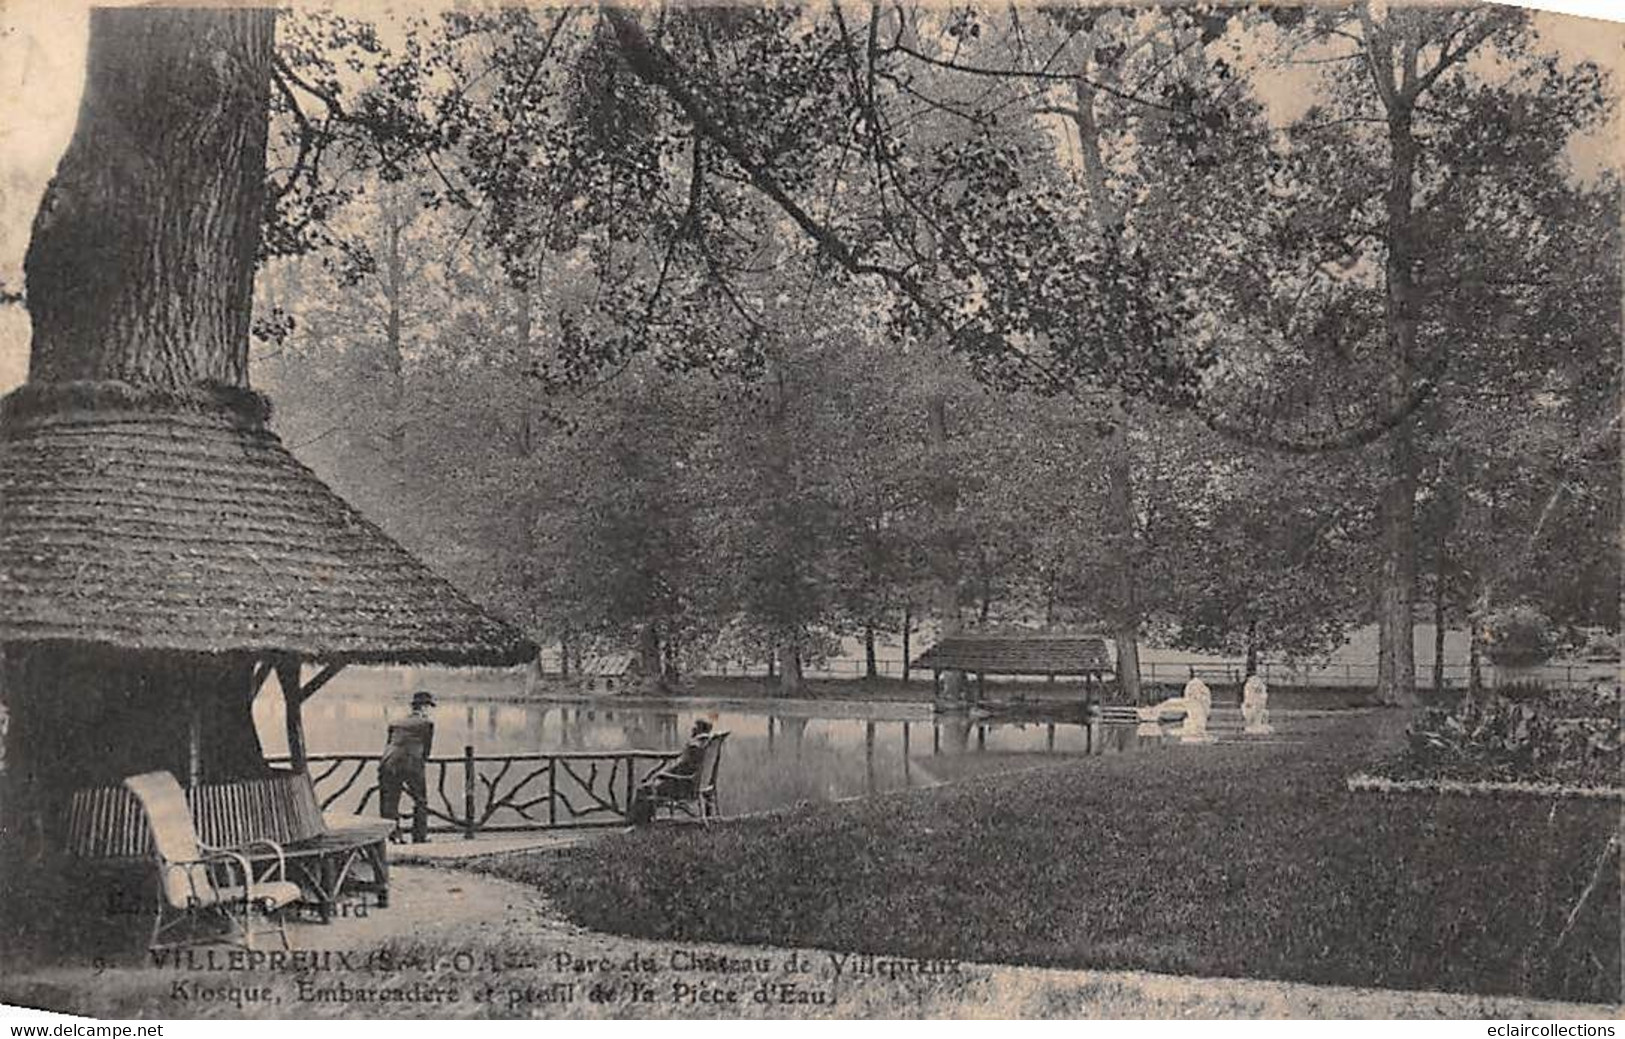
[{"left": 379, "top": 690, "right": 436, "bottom": 843}]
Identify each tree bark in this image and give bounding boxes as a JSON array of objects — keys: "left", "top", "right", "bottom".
[
  {"left": 382, "top": 199, "right": 406, "bottom": 454},
  {"left": 25, "top": 8, "right": 274, "bottom": 388},
  {"left": 762, "top": 343, "right": 807, "bottom": 697},
  {"left": 1468, "top": 584, "right": 1490, "bottom": 696},
  {"left": 775, "top": 637, "right": 803, "bottom": 696},
  {"left": 1105, "top": 411, "right": 1144, "bottom": 703},
  {"left": 977, "top": 547, "right": 994, "bottom": 624},
  {"left": 663, "top": 637, "right": 680, "bottom": 686},
  {"left": 1468, "top": 623, "right": 1484, "bottom": 695},
  {"left": 926, "top": 395, "right": 965, "bottom": 702},
  {"left": 636, "top": 623, "right": 662, "bottom": 691},
  {"left": 1063, "top": 79, "right": 1143, "bottom": 706},
  {"left": 1432, "top": 563, "right": 1448, "bottom": 694},
  {"left": 7, "top": 8, "right": 276, "bottom": 902},
  {"left": 901, "top": 605, "right": 912, "bottom": 683},
  {"left": 1375, "top": 103, "right": 1420, "bottom": 708},
  {"left": 511, "top": 281, "right": 544, "bottom": 646},
  {"left": 864, "top": 623, "right": 878, "bottom": 680}
]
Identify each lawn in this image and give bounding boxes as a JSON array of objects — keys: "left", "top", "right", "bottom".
[{"left": 480, "top": 711, "right": 1621, "bottom": 1005}]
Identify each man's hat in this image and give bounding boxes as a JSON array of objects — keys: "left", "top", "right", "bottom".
[{"left": 411, "top": 690, "right": 437, "bottom": 708}]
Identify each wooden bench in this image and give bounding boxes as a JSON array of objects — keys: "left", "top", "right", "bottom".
[{"left": 65, "top": 770, "right": 394, "bottom": 918}]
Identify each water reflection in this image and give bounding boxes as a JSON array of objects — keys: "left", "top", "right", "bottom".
[{"left": 253, "top": 675, "right": 1160, "bottom": 818}]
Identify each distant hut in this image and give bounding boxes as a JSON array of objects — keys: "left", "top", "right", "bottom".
[{"left": 578, "top": 652, "right": 639, "bottom": 694}]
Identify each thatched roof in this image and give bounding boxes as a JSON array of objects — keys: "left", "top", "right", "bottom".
[
  {"left": 0, "top": 381, "right": 536, "bottom": 666},
  {"left": 913, "top": 633, "right": 1111, "bottom": 676}
]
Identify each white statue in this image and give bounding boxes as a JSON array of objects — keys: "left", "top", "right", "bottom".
[
  {"left": 1177, "top": 676, "right": 1214, "bottom": 743},
  {"left": 1134, "top": 676, "right": 1217, "bottom": 741},
  {"left": 1241, "top": 674, "right": 1273, "bottom": 735}
]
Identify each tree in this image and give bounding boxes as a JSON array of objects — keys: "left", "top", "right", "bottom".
[
  {"left": 251, "top": 4, "right": 1616, "bottom": 707},
  {"left": 1258, "top": 7, "right": 1612, "bottom": 704},
  {"left": 28, "top": 9, "right": 273, "bottom": 385},
  {"left": 3, "top": 6, "right": 276, "bottom": 940},
  {"left": 1143, "top": 416, "right": 1377, "bottom": 672},
  {"left": 907, "top": 4, "right": 1253, "bottom": 701}
]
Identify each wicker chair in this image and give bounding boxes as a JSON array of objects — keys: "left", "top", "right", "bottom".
[
  {"left": 643, "top": 732, "right": 728, "bottom": 824},
  {"left": 123, "top": 771, "right": 303, "bottom": 951}
]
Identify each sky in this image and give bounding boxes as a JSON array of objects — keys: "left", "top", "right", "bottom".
[{"left": 0, "top": 0, "right": 1620, "bottom": 395}]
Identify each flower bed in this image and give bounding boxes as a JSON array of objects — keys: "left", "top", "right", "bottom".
[
  {"left": 1346, "top": 773, "right": 1624, "bottom": 800},
  {"left": 1358, "top": 684, "right": 1621, "bottom": 792}
]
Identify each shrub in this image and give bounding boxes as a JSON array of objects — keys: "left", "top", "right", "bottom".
[
  {"left": 1583, "top": 630, "right": 1620, "bottom": 662},
  {"left": 1401, "top": 689, "right": 1622, "bottom": 787},
  {"left": 1484, "top": 605, "right": 1557, "bottom": 667}
]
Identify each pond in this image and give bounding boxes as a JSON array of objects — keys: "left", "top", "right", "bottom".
[{"left": 252, "top": 668, "right": 1159, "bottom": 820}]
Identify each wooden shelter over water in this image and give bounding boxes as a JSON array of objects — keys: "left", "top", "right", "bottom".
[{"left": 914, "top": 632, "right": 1113, "bottom": 706}]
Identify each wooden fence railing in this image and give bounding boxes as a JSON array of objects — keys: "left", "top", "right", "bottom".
[{"left": 267, "top": 747, "right": 676, "bottom": 837}]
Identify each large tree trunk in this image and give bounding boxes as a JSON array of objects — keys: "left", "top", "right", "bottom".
[
  {"left": 1468, "top": 583, "right": 1490, "bottom": 696},
  {"left": 6, "top": 8, "right": 275, "bottom": 945},
  {"left": 775, "top": 636, "right": 803, "bottom": 696},
  {"left": 901, "top": 605, "right": 913, "bottom": 683},
  {"left": 382, "top": 198, "right": 407, "bottom": 459},
  {"left": 1432, "top": 564, "right": 1448, "bottom": 694},
  {"left": 1468, "top": 623, "right": 1485, "bottom": 695},
  {"left": 25, "top": 8, "right": 274, "bottom": 386},
  {"left": 977, "top": 547, "right": 994, "bottom": 624},
  {"left": 511, "top": 282, "right": 545, "bottom": 644},
  {"left": 764, "top": 349, "right": 807, "bottom": 698},
  {"left": 663, "top": 637, "right": 680, "bottom": 687},
  {"left": 1376, "top": 104, "right": 1421, "bottom": 708},
  {"left": 1105, "top": 412, "right": 1143, "bottom": 703},
  {"left": 636, "top": 623, "right": 663, "bottom": 692},
  {"left": 926, "top": 395, "right": 966, "bottom": 702},
  {"left": 1244, "top": 618, "right": 1260, "bottom": 678},
  {"left": 1065, "top": 79, "right": 1144, "bottom": 706}
]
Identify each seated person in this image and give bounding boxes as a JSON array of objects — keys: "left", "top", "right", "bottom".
[{"left": 629, "top": 719, "right": 712, "bottom": 824}]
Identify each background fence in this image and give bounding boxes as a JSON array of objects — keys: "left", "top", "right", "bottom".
[{"left": 544, "top": 656, "right": 1612, "bottom": 690}]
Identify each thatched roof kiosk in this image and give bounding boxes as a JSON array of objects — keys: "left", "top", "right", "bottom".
[
  {"left": 0, "top": 11, "right": 538, "bottom": 958},
  {"left": 0, "top": 380, "right": 536, "bottom": 836},
  {"left": 0, "top": 9, "right": 531, "bottom": 874}
]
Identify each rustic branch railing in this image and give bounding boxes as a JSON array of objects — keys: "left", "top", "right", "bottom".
[{"left": 268, "top": 747, "right": 677, "bottom": 837}]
